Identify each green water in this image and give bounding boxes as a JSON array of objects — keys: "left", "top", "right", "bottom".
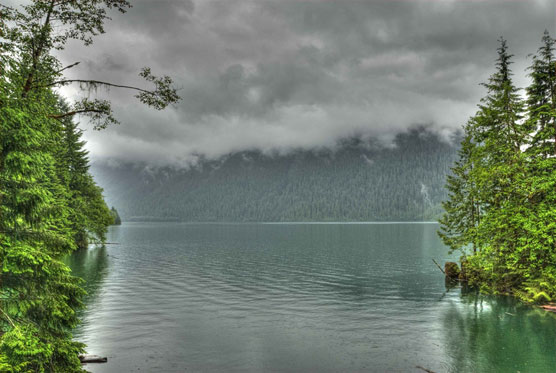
[{"left": 67, "top": 222, "right": 556, "bottom": 372}]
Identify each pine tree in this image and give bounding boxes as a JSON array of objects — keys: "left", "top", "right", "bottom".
[
  {"left": 473, "top": 38, "right": 525, "bottom": 159},
  {"left": 0, "top": 97, "right": 85, "bottom": 370},
  {"left": 468, "top": 38, "right": 526, "bottom": 256},
  {"left": 0, "top": 0, "right": 179, "bottom": 370},
  {"left": 440, "top": 35, "right": 556, "bottom": 302},
  {"left": 57, "top": 103, "right": 113, "bottom": 248},
  {"left": 518, "top": 31, "right": 556, "bottom": 301},
  {"left": 526, "top": 30, "right": 556, "bottom": 158},
  {"left": 438, "top": 130, "right": 480, "bottom": 254}
]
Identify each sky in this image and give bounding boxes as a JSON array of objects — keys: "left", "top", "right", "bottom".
[{"left": 43, "top": 0, "right": 556, "bottom": 165}]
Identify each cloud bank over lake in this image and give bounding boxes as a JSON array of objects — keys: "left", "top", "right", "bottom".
[{"left": 51, "top": 0, "right": 555, "bottom": 165}]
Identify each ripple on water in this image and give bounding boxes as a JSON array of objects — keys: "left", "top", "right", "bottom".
[{"left": 71, "top": 223, "right": 556, "bottom": 373}]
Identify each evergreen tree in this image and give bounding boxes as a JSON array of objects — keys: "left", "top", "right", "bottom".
[
  {"left": 473, "top": 38, "right": 525, "bottom": 160},
  {"left": 57, "top": 103, "right": 113, "bottom": 248},
  {"left": 468, "top": 38, "right": 527, "bottom": 267},
  {"left": 519, "top": 31, "right": 556, "bottom": 301},
  {"left": 438, "top": 130, "right": 480, "bottom": 254},
  {"left": 0, "top": 0, "right": 179, "bottom": 370},
  {"left": 440, "top": 35, "right": 556, "bottom": 302},
  {"left": 526, "top": 30, "right": 556, "bottom": 158},
  {"left": 0, "top": 96, "right": 85, "bottom": 371}
]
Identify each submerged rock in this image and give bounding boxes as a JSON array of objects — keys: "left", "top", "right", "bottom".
[{"left": 444, "top": 262, "right": 460, "bottom": 279}]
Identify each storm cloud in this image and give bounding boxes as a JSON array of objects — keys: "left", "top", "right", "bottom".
[{"left": 51, "top": 0, "right": 555, "bottom": 165}]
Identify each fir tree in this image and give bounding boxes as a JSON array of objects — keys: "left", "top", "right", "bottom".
[
  {"left": 0, "top": 0, "right": 179, "bottom": 370},
  {"left": 438, "top": 129, "right": 480, "bottom": 254},
  {"left": 467, "top": 38, "right": 526, "bottom": 257},
  {"left": 526, "top": 30, "right": 556, "bottom": 158},
  {"left": 57, "top": 103, "right": 113, "bottom": 248},
  {"left": 0, "top": 97, "right": 85, "bottom": 371},
  {"left": 519, "top": 31, "right": 556, "bottom": 301},
  {"left": 440, "top": 35, "right": 556, "bottom": 302}
]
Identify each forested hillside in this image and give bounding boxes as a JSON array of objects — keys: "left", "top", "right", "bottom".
[{"left": 92, "top": 127, "right": 459, "bottom": 222}]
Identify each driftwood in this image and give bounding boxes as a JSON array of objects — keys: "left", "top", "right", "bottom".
[
  {"left": 541, "top": 303, "right": 556, "bottom": 313},
  {"left": 431, "top": 259, "right": 445, "bottom": 274},
  {"left": 416, "top": 366, "right": 436, "bottom": 373},
  {"left": 79, "top": 354, "right": 107, "bottom": 363}
]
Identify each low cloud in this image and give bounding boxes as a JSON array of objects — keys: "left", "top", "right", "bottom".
[{"left": 46, "top": 0, "right": 556, "bottom": 165}]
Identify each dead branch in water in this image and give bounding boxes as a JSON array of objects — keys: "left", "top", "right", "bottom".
[
  {"left": 432, "top": 259, "right": 445, "bottom": 274},
  {"left": 416, "top": 366, "right": 436, "bottom": 373}
]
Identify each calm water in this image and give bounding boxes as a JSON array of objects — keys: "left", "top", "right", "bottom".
[{"left": 66, "top": 223, "right": 556, "bottom": 372}]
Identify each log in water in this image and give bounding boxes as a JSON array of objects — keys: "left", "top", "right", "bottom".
[
  {"left": 79, "top": 354, "right": 107, "bottom": 363},
  {"left": 541, "top": 304, "right": 556, "bottom": 313},
  {"left": 67, "top": 222, "right": 556, "bottom": 372}
]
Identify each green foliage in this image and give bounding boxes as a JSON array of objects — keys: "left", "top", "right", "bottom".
[
  {"left": 55, "top": 104, "right": 114, "bottom": 248},
  {"left": 0, "top": 0, "right": 178, "bottom": 129},
  {"left": 526, "top": 30, "right": 556, "bottom": 158},
  {"left": 439, "top": 33, "right": 556, "bottom": 303},
  {"left": 0, "top": 0, "right": 177, "bottom": 370},
  {"left": 0, "top": 101, "right": 86, "bottom": 371},
  {"left": 438, "top": 130, "right": 480, "bottom": 254}
]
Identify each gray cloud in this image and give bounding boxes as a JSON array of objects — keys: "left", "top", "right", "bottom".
[{"left": 50, "top": 0, "right": 556, "bottom": 165}]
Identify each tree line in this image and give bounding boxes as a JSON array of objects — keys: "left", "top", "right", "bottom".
[
  {"left": 92, "top": 128, "right": 459, "bottom": 223},
  {"left": 439, "top": 32, "right": 556, "bottom": 303},
  {"left": 0, "top": 0, "right": 178, "bottom": 371}
]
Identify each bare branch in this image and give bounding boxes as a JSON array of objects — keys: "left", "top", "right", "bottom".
[
  {"left": 37, "top": 78, "right": 151, "bottom": 93},
  {"left": 48, "top": 109, "right": 105, "bottom": 119},
  {"left": 21, "top": 0, "right": 56, "bottom": 96},
  {"left": 55, "top": 61, "right": 80, "bottom": 74}
]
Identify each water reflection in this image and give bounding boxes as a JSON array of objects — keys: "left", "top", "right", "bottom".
[
  {"left": 441, "top": 287, "right": 556, "bottom": 372},
  {"left": 65, "top": 246, "right": 109, "bottom": 308},
  {"left": 67, "top": 223, "right": 556, "bottom": 372}
]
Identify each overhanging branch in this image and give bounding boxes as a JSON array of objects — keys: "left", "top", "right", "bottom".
[
  {"left": 48, "top": 109, "right": 106, "bottom": 119},
  {"left": 37, "top": 79, "right": 152, "bottom": 94}
]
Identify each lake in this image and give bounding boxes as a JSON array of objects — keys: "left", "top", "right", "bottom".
[{"left": 67, "top": 222, "right": 556, "bottom": 372}]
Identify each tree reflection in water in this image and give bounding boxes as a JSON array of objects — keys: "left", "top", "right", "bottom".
[
  {"left": 64, "top": 246, "right": 109, "bottom": 307},
  {"left": 441, "top": 285, "right": 556, "bottom": 372}
]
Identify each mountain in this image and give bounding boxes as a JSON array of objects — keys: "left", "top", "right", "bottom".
[{"left": 90, "top": 127, "right": 459, "bottom": 222}]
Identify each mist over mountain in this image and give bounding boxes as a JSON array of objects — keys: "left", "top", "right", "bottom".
[
  {"left": 72, "top": 0, "right": 552, "bottom": 166},
  {"left": 91, "top": 127, "right": 459, "bottom": 222}
]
